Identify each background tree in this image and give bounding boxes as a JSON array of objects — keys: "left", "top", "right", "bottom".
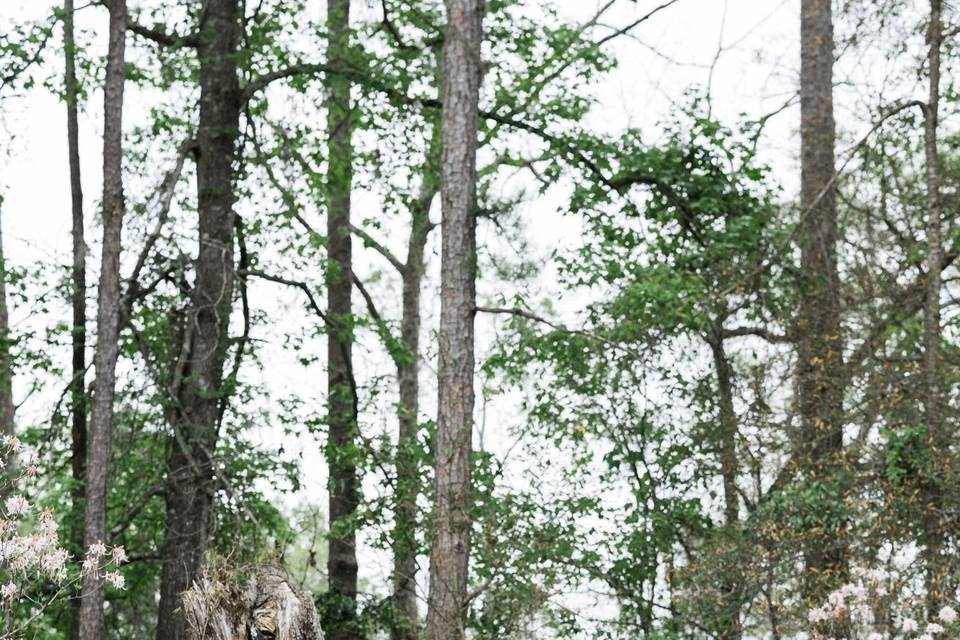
[
  {"left": 323, "top": 1, "right": 360, "bottom": 638},
  {"left": 79, "top": 0, "right": 127, "bottom": 637},
  {"left": 797, "top": 0, "right": 846, "bottom": 605},
  {"left": 921, "top": 0, "right": 947, "bottom": 618},
  {"left": 62, "top": 0, "right": 89, "bottom": 635}
]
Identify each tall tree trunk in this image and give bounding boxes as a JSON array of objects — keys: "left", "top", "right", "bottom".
[
  {"left": 921, "top": 0, "right": 945, "bottom": 619},
  {"left": 156, "top": 3, "right": 241, "bottom": 639},
  {"left": 64, "top": 1, "right": 88, "bottom": 637},
  {"left": 391, "top": 147, "right": 439, "bottom": 640},
  {"left": 798, "top": 0, "right": 846, "bottom": 605},
  {"left": 390, "top": 244, "right": 423, "bottom": 640},
  {"left": 0, "top": 209, "right": 14, "bottom": 460},
  {"left": 708, "top": 325, "right": 742, "bottom": 640},
  {"left": 323, "top": 2, "right": 359, "bottom": 639},
  {"left": 78, "top": 0, "right": 127, "bottom": 636},
  {"left": 424, "top": 1, "right": 484, "bottom": 638}
]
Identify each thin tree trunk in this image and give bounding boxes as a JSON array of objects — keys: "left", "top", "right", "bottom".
[
  {"left": 323, "top": 2, "right": 359, "bottom": 639},
  {"left": 156, "top": 3, "right": 241, "bottom": 638},
  {"left": 390, "top": 247, "right": 424, "bottom": 640},
  {"left": 64, "top": 1, "right": 88, "bottom": 637},
  {"left": 921, "top": 0, "right": 945, "bottom": 619},
  {"left": 0, "top": 209, "right": 14, "bottom": 457},
  {"left": 708, "top": 325, "right": 742, "bottom": 640},
  {"left": 78, "top": 0, "right": 127, "bottom": 636},
  {"left": 424, "top": 1, "right": 484, "bottom": 638},
  {"left": 391, "top": 148, "right": 438, "bottom": 640},
  {"left": 798, "top": 0, "right": 846, "bottom": 605}
]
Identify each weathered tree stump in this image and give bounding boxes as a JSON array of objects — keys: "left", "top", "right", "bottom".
[{"left": 182, "top": 564, "right": 323, "bottom": 640}]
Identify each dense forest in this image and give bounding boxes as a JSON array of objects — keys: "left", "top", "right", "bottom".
[{"left": 0, "top": 0, "right": 959, "bottom": 638}]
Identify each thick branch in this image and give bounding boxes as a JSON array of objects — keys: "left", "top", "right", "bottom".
[
  {"left": 721, "top": 326, "right": 789, "bottom": 343},
  {"left": 241, "top": 62, "right": 337, "bottom": 103},
  {"left": 128, "top": 20, "right": 199, "bottom": 48}
]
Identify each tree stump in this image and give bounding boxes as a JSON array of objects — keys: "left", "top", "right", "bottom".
[{"left": 182, "top": 564, "right": 323, "bottom": 640}]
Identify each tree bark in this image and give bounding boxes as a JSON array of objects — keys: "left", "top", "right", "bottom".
[
  {"left": 391, "top": 139, "right": 439, "bottom": 640},
  {"left": 0, "top": 208, "right": 14, "bottom": 459},
  {"left": 921, "top": 0, "right": 945, "bottom": 619},
  {"left": 323, "top": 2, "right": 359, "bottom": 640},
  {"left": 183, "top": 565, "right": 324, "bottom": 640},
  {"left": 156, "top": 3, "right": 241, "bottom": 639},
  {"left": 78, "top": 0, "right": 127, "bottom": 636},
  {"left": 798, "top": 0, "right": 846, "bottom": 605},
  {"left": 424, "top": 1, "right": 484, "bottom": 638},
  {"left": 64, "top": 1, "right": 88, "bottom": 636},
  {"left": 707, "top": 326, "right": 742, "bottom": 640}
]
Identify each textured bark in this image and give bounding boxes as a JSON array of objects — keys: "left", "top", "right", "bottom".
[
  {"left": 183, "top": 565, "right": 324, "bottom": 640},
  {"left": 64, "top": 1, "right": 88, "bottom": 636},
  {"left": 156, "top": 3, "right": 241, "bottom": 639},
  {"left": 798, "top": 0, "right": 846, "bottom": 605},
  {"left": 424, "top": 1, "right": 484, "bottom": 638},
  {"left": 710, "top": 334, "right": 740, "bottom": 528},
  {"left": 323, "top": 2, "right": 359, "bottom": 639},
  {"left": 708, "top": 327, "right": 742, "bottom": 640},
  {"left": 78, "top": 0, "right": 126, "bottom": 636},
  {"left": 921, "top": 0, "right": 945, "bottom": 618}
]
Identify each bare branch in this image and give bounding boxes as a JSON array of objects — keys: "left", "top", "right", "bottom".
[
  {"left": 240, "top": 269, "right": 330, "bottom": 326},
  {"left": 128, "top": 20, "right": 199, "bottom": 48},
  {"left": 241, "top": 62, "right": 337, "bottom": 104},
  {"left": 350, "top": 224, "right": 405, "bottom": 274},
  {"left": 595, "top": 0, "right": 683, "bottom": 47},
  {"left": 125, "top": 137, "right": 195, "bottom": 299},
  {"left": 721, "top": 326, "right": 789, "bottom": 343}
]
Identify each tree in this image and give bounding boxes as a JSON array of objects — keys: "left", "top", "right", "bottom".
[
  {"left": 347, "top": 39, "right": 442, "bottom": 638},
  {"left": 324, "top": 1, "right": 360, "bottom": 638},
  {"left": 351, "top": 91, "right": 440, "bottom": 640},
  {"left": 63, "top": 0, "right": 88, "bottom": 634},
  {"left": 389, "top": 121, "right": 438, "bottom": 640},
  {"left": 797, "top": 0, "right": 846, "bottom": 604},
  {"left": 921, "top": 0, "right": 946, "bottom": 618},
  {"left": 78, "top": 0, "right": 127, "bottom": 636},
  {"left": 154, "top": 1, "right": 243, "bottom": 637},
  {"left": 0, "top": 205, "right": 13, "bottom": 461},
  {"left": 425, "top": 1, "right": 484, "bottom": 639}
]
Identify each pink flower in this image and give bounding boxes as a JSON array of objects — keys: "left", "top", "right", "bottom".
[
  {"left": 0, "top": 582, "right": 16, "bottom": 600},
  {"left": 808, "top": 607, "right": 830, "bottom": 624},
  {"left": 105, "top": 571, "right": 125, "bottom": 590},
  {"left": 939, "top": 606, "right": 958, "bottom": 624},
  {"left": 41, "top": 548, "right": 69, "bottom": 580},
  {"left": 86, "top": 540, "right": 106, "bottom": 559},
  {"left": 38, "top": 510, "right": 58, "bottom": 536},
  {"left": 111, "top": 545, "right": 127, "bottom": 565},
  {"left": 5, "top": 494, "right": 28, "bottom": 516}
]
